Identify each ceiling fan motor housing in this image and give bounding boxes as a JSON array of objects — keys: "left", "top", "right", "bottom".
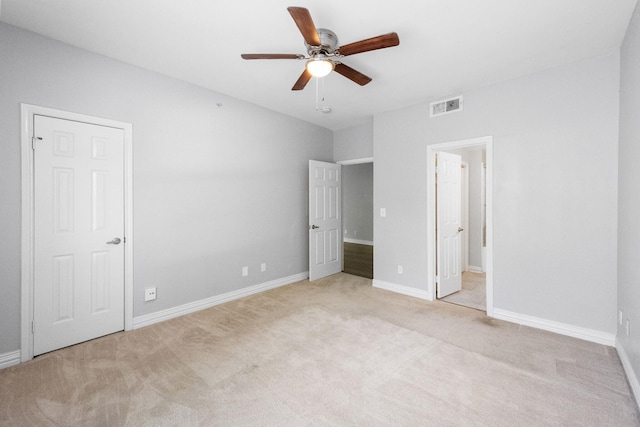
[{"left": 306, "top": 28, "right": 339, "bottom": 55}]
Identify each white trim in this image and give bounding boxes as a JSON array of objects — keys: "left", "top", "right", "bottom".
[
  {"left": 338, "top": 157, "right": 374, "bottom": 273},
  {"left": 493, "top": 308, "right": 615, "bottom": 346},
  {"left": 427, "top": 136, "right": 494, "bottom": 316},
  {"left": 20, "top": 104, "right": 134, "bottom": 363},
  {"left": 336, "top": 157, "right": 373, "bottom": 165},
  {"left": 0, "top": 351, "right": 21, "bottom": 370},
  {"left": 467, "top": 265, "right": 483, "bottom": 273},
  {"left": 344, "top": 238, "right": 373, "bottom": 246},
  {"left": 372, "top": 280, "right": 431, "bottom": 301},
  {"left": 133, "top": 272, "right": 308, "bottom": 329},
  {"left": 616, "top": 338, "right": 640, "bottom": 409}
]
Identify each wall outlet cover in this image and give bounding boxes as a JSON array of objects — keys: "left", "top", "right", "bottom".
[{"left": 144, "top": 287, "right": 157, "bottom": 302}]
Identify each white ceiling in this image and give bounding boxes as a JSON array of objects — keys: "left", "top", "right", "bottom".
[{"left": 1, "top": 0, "right": 637, "bottom": 130}]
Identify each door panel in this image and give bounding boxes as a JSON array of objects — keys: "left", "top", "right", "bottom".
[
  {"left": 437, "top": 151, "right": 463, "bottom": 298},
  {"left": 309, "top": 160, "right": 342, "bottom": 281},
  {"left": 34, "top": 115, "right": 125, "bottom": 355}
]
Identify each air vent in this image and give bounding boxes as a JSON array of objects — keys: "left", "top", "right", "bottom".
[{"left": 430, "top": 95, "right": 463, "bottom": 117}]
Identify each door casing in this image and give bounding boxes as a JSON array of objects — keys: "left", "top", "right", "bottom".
[
  {"left": 20, "top": 104, "right": 134, "bottom": 362},
  {"left": 336, "top": 157, "right": 374, "bottom": 273},
  {"left": 427, "top": 136, "right": 493, "bottom": 316}
]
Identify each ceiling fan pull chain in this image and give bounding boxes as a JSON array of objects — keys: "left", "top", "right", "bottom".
[{"left": 315, "top": 77, "right": 320, "bottom": 111}]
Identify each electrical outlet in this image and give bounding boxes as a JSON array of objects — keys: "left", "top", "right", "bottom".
[
  {"left": 380, "top": 208, "right": 386, "bottom": 217},
  {"left": 353, "top": 230, "right": 357, "bottom": 236},
  {"left": 242, "top": 266, "right": 248, "bottom": 277},
  {"left": 261, "top": 263, "right": 266, "bottom": 272},
  {"left": 398, "top": 265, "right": 403, "bottom": 274},
  {"left": 626, "top": 319, "right": 631, "bottom": 337},
  {"left": 144, "top": 287, "right": 156, "bottom": 302}
]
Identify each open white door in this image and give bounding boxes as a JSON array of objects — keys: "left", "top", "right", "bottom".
[
  {"left": 33, "top": 115, "right": 125, "bottom": 355},
  {"left": 309, "top": 160, "right": 342, "bottom": 281},
  {"left": 436, "top": 151, "right": 463, "bottom": 298}
]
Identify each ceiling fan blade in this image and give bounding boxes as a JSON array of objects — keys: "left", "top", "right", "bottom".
[
  {"left": 338, "top": 32, "right": 400, "bottom": 57},
  {"left": 334, "top": 63, "right": 372, "bottom": 86},
  {"left": 241, "top": 53, "right": 304, "bottom": 60},
  {"left": 292, "top": 69, "right": 313, "bottom": 91},
  {"left": 287, "top": 7, "right": 321, "bottom": 46}
]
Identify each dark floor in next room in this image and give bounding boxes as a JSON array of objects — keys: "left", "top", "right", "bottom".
[{"left": 343, "top": 242, "right": 373, "bottom": 279}]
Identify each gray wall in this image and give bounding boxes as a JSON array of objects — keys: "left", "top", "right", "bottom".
[
  {"left": 374, "top": 52, "right": 620, "bottom": 334},
  {"left": 618, "top": 1, "right": 640, "bottom": 392},
  {"left": 334, "top": 119, "right": 373, "bottom": 162},
  {"left": 342, "top": 163, "right": 374, "bottom": 243},
  {"left": 0, "top": 23, "right": 333, "bottom": 355}
]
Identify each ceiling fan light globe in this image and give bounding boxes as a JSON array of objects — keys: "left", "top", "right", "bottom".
[{"left": 306, "top": 58, "right": 334, "bottom": 78}]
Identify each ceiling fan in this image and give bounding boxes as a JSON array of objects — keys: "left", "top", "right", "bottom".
[{"left": 241, "top": 6, "right": 400, "bottom": 91}]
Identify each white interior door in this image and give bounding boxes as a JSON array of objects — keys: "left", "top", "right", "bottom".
[
  {"left": 436, "top": 151, "right": 463, "bottom": 298},
  {"left": 33, "top": 115, "right": 125, "bottom": 355},
  {"left": 309, "top": 160, "right": 342, "bottom": 281}
]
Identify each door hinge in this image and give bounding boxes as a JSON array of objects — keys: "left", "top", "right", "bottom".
[
  {"left": 434, "top": 275, "right": 439, "bottom": 285},
  {"left": 31, "top": 321, "right": 35, "bottom": 334},
  {"left": 31, "top": 136, "right": 42, "bottom": 150}
]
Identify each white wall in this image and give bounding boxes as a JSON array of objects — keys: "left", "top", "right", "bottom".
[
  {"left": 374, "top": 52, "right": 620, "bottom": 334},
  {"left": 0, "top": 23, "right": 333, "bottom": 355},
  {"left": 343, "top": 163, "right": 374, "bottom": 243},
  {"left": 334, "top": 119, "right": 373, "bottom": 162},
  {"left": 618, "top": 0, "right": 640, "bottom": 396}
]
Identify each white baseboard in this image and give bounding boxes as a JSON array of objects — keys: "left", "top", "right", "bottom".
[
  {"left": 344, "top": 238, "right": 373, "bottom": 246},
  {"left": 616, "top": 338, "right": 640, "bottom": 409},
  {"left": 467, "top": 265, "right": 483, "bottom": 273},
  {"left": 133, "top": 272, "right": 308, "bottom": 329},
  {"left": 372, "top": 280, "right": 432, "bottom": 301},
  {"left": 0, "top": 350, "right": 21, "bottom": 369},
  {"left": 493, "top": 308, "right": 616, "bottom": 346}
]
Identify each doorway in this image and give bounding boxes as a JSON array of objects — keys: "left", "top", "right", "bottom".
[
  {"left": 440, "top": 147, "right": 486, "bottom": 310},
  {"left": 338, "top": 157, "right": 373, "bottom": 279},
  {"left": 20, "top": 104, "right": 134, "bottom": 362},
  {"left": 427, "top": 136, "right": 493, "bottom": 316}
]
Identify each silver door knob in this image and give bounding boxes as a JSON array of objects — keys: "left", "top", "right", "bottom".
[
  {"left": 107, "top": 238, "right": 122, "bottom": 245},
  {"left": 458, "top": 227, "right": 464, "bottom": 232},
  {"left": 310, "top": 225, "right": 320, "bottom": 229}
]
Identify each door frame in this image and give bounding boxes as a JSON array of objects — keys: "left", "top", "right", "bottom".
[
  {"left": 336, "top": 157, "right": 374, "bottom": 273},
  {"left": 426, "top": 136, "right": 493, "bottom": 316},
  {"left": 20, "top": 104, "right": 134, "bottom": 362}
]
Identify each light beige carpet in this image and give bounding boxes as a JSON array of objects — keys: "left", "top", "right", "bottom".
[
  {"left": 442, "top": 271, "right": 487, "bottom": 311},
  {"left": 1, "top": 273, "right": 638, "bottom": 426}
]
